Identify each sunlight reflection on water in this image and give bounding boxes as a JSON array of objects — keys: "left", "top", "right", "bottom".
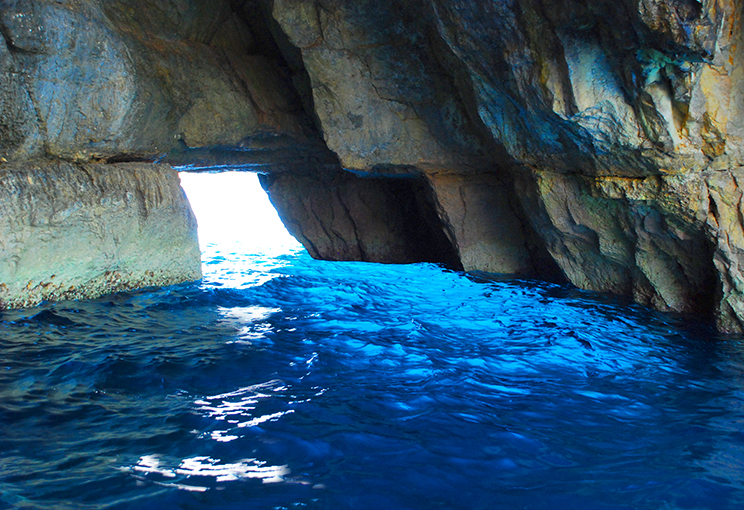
[
  {"left": 1, "top": 171, "right": 744, "bottom": 509},
  {"left": 123, "top": 378, "right": 295, "bottom": 490},
  {"left": 123, "top": 454, "right": 289, "bottom": 491}
]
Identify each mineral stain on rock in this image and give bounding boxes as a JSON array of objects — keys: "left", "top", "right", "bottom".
[{"left": 1, "top": 0, "right": 744, "bottom": 332}]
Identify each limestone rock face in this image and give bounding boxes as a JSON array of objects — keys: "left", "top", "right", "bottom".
[
  {"left": 426, "top": 173, "right": 545, "bottom": 275},
  {"left": 259, "top": 170, "right": 461, "bottom": 267},
  {"left": 704, "top": 168, "right": 744, "bottom": 332},
  {"left": 0, "top": 161, "right": 201, "bottom": 308},
  {"left": 2, "top": 0, "right": 744, "bottom": 332},
  {"left": 514, "top": 170, "right": 717, "bottom": 315},
  {"left": 267, "top": 0, "right": 743, "bottom": 174},
  {"left": 270, "top": 0, "right": 490, "bottom": 173},
  {"left": 264, "top": 0, "right": 744, "bottom": 331},
  {"left": 0, "top": 0, "right": 318, "bottom": 306},
  {"left": 0, "top": 0, "right": 318, "bottom": 163}
]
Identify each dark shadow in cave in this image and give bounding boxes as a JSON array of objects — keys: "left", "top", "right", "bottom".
[{"left": 258, "top": 169, "right": 464, "bottom": 270}]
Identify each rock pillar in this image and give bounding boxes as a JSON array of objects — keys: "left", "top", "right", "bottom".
[{"left": 0, "top": 161, "right": 201, "bottom": 308}]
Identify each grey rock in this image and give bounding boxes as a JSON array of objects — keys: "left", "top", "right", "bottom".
[
  {"left": 0, "top": 0, "right": 318, "bottom": 162},
  {"left": 259, "top": 169, "right": 461, "bottom": 267},
  {"left": 0, "top": 160, "right": 201, "bottom": 308},
  {"left": 2, "top": 0, "right": 744, "bottom": 333}
]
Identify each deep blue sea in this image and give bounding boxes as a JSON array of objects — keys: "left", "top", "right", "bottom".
[{"left": 1, "top": 173, "right": 743, "bottom": 509}]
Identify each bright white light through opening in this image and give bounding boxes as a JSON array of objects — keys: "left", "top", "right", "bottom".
[{"left": 178, "top": 172, "right": 301, "bottom": 254}]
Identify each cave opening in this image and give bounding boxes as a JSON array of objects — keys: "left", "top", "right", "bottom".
[
  {"left": 178, "top": 168, "right": 465, "bottom": 274},
  {"left": 178, "top": 170, "right": 301, "bottom": 256}
]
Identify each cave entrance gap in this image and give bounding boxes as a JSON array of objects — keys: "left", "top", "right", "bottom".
[{"left": 179, "top": 171, "right": 301, "bottom": 255}]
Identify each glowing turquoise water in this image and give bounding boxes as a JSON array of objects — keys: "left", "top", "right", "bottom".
[
  {"left": 1, "top": 173, "right": 743, "bottom": 509},
  {"left": 2, "top": 240, "right": 744, "bottom": 509}
]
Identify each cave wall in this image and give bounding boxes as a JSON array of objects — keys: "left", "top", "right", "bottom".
[
  {"left": 0, "top": 0, "right": 324, "bottom": 306},
  {"left": 0, "top": 161, "right": 200, "bottom": 308},
  {"left": 0, "top": 0, "right": 323, "bottom": 162},
  {"left": 265, "top": 0, "right": 744, "bottom": 330},
  {"left": 259, "top": 170, "right": 462, "bottom": 266},
  {"left": 2, "top": 0, "right": 744, "bottom": 332}
]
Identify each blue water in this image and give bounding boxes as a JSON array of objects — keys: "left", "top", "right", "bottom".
[{"left": 2, "top": 174, "right": 744, "bottom": 509}]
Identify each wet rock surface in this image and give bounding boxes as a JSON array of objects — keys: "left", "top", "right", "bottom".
[
  {"left": 0, "top": 160, "right": 201, "bottom": 309},
  {"left": 1, "top": 0, "right": 744, "bottom": 330}
]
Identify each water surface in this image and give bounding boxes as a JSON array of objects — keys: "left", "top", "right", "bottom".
[{"left": 1, "top": 173, "right": 743, "bottom": 509}]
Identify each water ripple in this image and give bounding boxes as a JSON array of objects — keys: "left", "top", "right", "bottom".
[{"left": 1, "top": 246, "right": 743, "bottom": 509}]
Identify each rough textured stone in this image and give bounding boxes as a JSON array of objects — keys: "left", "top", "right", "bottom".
[
  {"left": 0, "top": 0, "right": 320, "bottom": 163},
  {"left": 269, "top": 0, "right": 490, "bottom": 173},
  {"left": 426, "top": 173, "right": 534, "bottom": 274},
  {"left": 704, "top": 168, "right": 744, "bottom": 332},
  {"left": 265, "top": 0, "right": 743, "bottom": 173},
  {"left": 514, "top": 169, "right": 717, "bottom": 315},
  {"left": 261, "top": 0, "right": 744, "bottom": 331},
  {"left": 0, "top": 161, "right": 201, "bottom": 308},
  {"left": 2, "top": 0, "right": 744, "bottom": 331},
  {"left": 259, "top": 170, "right": 461, "bottom": 267},
  {"left": 0, "top": 0, "right": 326, "bottom": 307},
  {"left": 0, "top": 20, "right": 42, "bottom": 161}
]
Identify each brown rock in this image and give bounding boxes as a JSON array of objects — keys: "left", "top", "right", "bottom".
[
  {"left": 426, "top": 173, "right": 534, "bottom": 274},
  {"left": 3, "top": 0, "right": 744, "bottom": 332},
  {"left": 704, "top": 168, "right": 744, "bottom": 332},
  {"left": 515, "top": 168, "right": 716, "bottom": 314}
]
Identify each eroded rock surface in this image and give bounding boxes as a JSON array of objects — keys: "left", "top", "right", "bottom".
[
  {"left": 2, "top": 0, "right": 744, "bottom": 331},
  {"left": 427, "top": 173, "right": 547, "bottom": 276},
  {"left": 0, "top": 161, "right": 200, "bottom": 308},
  {"left": 0, "top": 0, "right": 321, "bottom": 163},
  {"left": 515, "top": 170, "right": 717, "bottom": 314},
  {"left": 0, "top": 0, "right": 322, "bottom": 306},
  {"left": 704, "top": 168, "right": 744, "bottom": 331},
  {"left": 264, "top": 0, "right": 744, "bottom": 330},
  {"left": 259, "top": 169, "right": 461, "bottom": 266}
]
